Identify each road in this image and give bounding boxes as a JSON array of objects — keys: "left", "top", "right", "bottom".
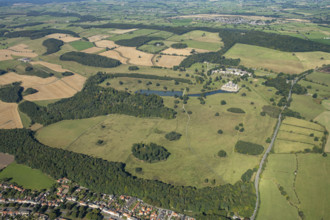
[{"left": 250, "top": 75, "right": 303, "bottom": 220}]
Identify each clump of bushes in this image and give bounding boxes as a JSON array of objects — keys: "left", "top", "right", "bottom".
[
  {"left": 23, "top": 88, "right": 38, "bottom": 95},
  {"left": 218, "top": 150, "right": 227, "bottom": 158},
  {"left": 132, "top": 143, "right": 170, "bottom": 163},
  {"left": 227, "top": 108, "right": 245, "bottom": 114},
  {"left": 62, "top": 71, "right": 74, "bottom": 76},
  {"left": 128, "top": 66, "right": 139, "bottom": 71},
  {"left": 171, "top": 43, "right": 188, "bottom": 49},
  {"left": 235, "top": 140, "right": 264, "bottom": 155},
  {"left": 241, "top": 169, "right": 254, "bottom": 182},
  {"left": 165, "top": 131, "right": 182, "bottom": 141}
]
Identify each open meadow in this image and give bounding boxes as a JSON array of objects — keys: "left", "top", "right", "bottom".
[
  {"left": 315, "top": 100, "right": 330, "bottom": 152},
  {"left": 225, "top": 43, "right": 330, "bottom": 74},
  {"left": 0, "top": 162, "right": 55, "bottom": 190},
  {"left": 36, "top": 85, "right": 277, "bottom": 187}
]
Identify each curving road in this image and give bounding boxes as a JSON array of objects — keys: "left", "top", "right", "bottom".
[{"left": 250, "top": 75, "right": 304, "bottom": 220}]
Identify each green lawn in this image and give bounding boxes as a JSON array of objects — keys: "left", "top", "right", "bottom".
[
  {"left": 36, "top": 88, "right": 276, "bottom": 187},
  {"left": 18, "top": 110, "right": 31, "bottom": 128},
  {"left": 69, "top": 41, "right": 94, "bottom": 51},
  {"left": 0, "top": 162, "right": 55, "bottom": 190}
]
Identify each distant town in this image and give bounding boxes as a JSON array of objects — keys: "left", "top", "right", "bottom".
[{"left": 0, "top": 178, "right": 194, "bottom": 220}]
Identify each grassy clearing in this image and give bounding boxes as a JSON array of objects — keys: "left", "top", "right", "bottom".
[
  {"left": 0, "top": 162, "right": 55, "bottom": 190},
  {"left": 296, "top": 154, "right": 330, "bottom": 220},
  {"left": 37, "top": 88, "right": 276, "bottom": 187},
  {"left": 257, "top": 154, "right": 300, "bottom": 220},
  {"left": 18, "top": 110, "right": 31, "bottom": 128},
  {"left": 295, "top": 51, "right": 330, "bottom": 70},
  {"left": 33, "top": 99, "right": 62, "bottom": 107},
  {"left": 69, "top": 40, "right": 94, "bottom": 51},
  {"left": 290, "top": 94, "right": 325, "bottom": 120}
]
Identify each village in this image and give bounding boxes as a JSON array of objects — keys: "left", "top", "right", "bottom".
[{"left": 0, "top": 178, "right": 194, "bottom": 220}]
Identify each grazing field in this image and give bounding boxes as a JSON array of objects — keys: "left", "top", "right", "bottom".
[
  {"left": 99, "top": 50, "right": 128, "bottom": 64},
  {"left": 45, "top": 33, "right": 80, "bottom": 42},
  {"left": 300, "top": 71, "right": 330, "bottom": 99},
  {"left": 0, "top": 162, "right": 55, "bottom": 190},
  {"left": 109, "top": 29, "right": 158, "bottom": 41},
  {"left": 0, "top": 101, "right": 23, "bottom": 129},
  {"left": 94, "top": 40, "right": 118, "bottom": 48},
  {"left": 154, "top": 54, "right": 186, "bottom": 68},
  {"left": 114, "top": 46, "right": 154, "bottom": 66},
  {"left": 258, "top": 154, "right": 300, "bottom": 220},
  {"left": 295, "top": 154, "right": 330, "bottom": 220},
  {"left": 295, "top": 51, "right": 330, "bottom": 69},
  {"left": 37, "top": 89, "right": 277, "bottom": 187},
  {"left": 290, "top": 94, "right": 325, "bottom": 120},
  {"left": 274, "top": 117, "right": 324, "bottom": 153},
  {"left": 0, "top": 153, "right": 14, "bottom": 170},
  {"left": 69, "top": 40, "right": 94, "bottom": 51},
  {"left": 81, "top": 47, "right": 104, "bottom": 54},
  {"left": 225, "top": 43, "right": 304, "bottom": 74}
]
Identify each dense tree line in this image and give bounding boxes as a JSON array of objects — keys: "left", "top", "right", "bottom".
[
  {"left": 0, "top": 82, "right": 23, "bottom": 103},
  {"left": 106, "top": 73, "right": 191, "bottom": 83},
  {"left": 115, "top": 36, "right": 163, "bottom": 47},
  {"left": 42, "top": 38, "right": 64, "bottom": 55},
  {"left": 0, "top": 129, "right": 256, "bottom": 218},
  {"left": 60, "top": 52, "right": 121, "bottom": 68},
  {"left": 0, "top": 69, "right": 7, "bottom": 75},
  {"left": 241, "top": 169, "right": 254, "bottom": 182},
  {"left": 235, "top": 140, "right": 264, "bottom": 155},
  {"left": 26, "top": 11, "right": 106, "bottom": 23},
  {"left": 4, "top": 29, "right": 79, "bottom": 40},
  {"left": 9, "top": 22, "right": 43, "bottom": 28},
  {"left": 180, "top": 51, "right": 240, "bottom": 68},
  {"left": 19, "top": 73, "right": 176, "bottom": 125},
  {"left": 171, "top": 43, "right": 188, "bottom": 49},
  {"left": 132, "top": 143, "right": 170, "bottom": 162}
]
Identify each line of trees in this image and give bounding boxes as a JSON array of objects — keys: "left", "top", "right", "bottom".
[
  {"left": 19, "top": 73, "right": 176, "bottom": 125},
  {"left": 115, "top": 36, "right": 163, "bottom": 47},
  {"left": 0, "top": 129, "right": 256, "bottom": 218},
  {"left": 60, "top": 52, "right": 121, "bottom": 68},
  {"left": 106, "top": 73, "right": 191, "bottom": 83},
  {"left": 4, "top": 29, "right": 79, "bottom": 40},
  {"left": 42, "top": 38, "right": 64, "bottom": 55}
]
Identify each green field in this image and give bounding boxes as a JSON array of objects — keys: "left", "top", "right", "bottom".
[
  {"left": 69, "top": 40, "right": 94, "bottom": 51},
  {"left": 225, "top": 43, "right": 330, "bottom": 74},
  {"left": 36, "top": 88, "right": 276, "bottom": 187},
  {"left": 315, "top": 100, "right": 330, "bottom": 152},
  {"left": 258, "top": 154, "right": 300, "bottom": 220},
  {"left": 274, "top": 117, "right": 324, "bottom": 153},
  {"left": 0, "top": 162, "right": 55, "bottom": 190},
  {"left": 290, "top": 94, "right": 325, "bottom": 120},
  {"left": 295, "top": 154, "right": 330, "bottom": 219}
]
